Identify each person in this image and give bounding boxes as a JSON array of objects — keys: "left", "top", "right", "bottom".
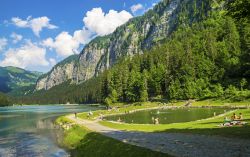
[
  {"left": 99, "top": 113, "right": 104, "bottom": 120},
  {"left": 222, "top": 117, "right": 232, "bottom": 126},
  {"left": 231, "top": 113, "right": 237, "bottom": 121},
  {"left": 117, "top": 117, "right": 121, "bottom": 122},
  {"left": 155, "top": 118, "right": 159, "bottom": 125},
  {"left": 152, "top": 117, "right": 155, "bottom": 124},
  {"left": 74, "top": 112, "right": 77, "bottom": 119},
  {"left": 89, "top": 110, "right": 93, "bottom": 116},
  {"left": 224, "top": 117, "right": 230, "bottom": 122},
  {"left": 214, "top": 112, "right": 216, "bottom": 117},
  {"left": 238, "top": 113, "right": 243, "bottom": 120},
  {"left": 233, "top": 113, "right": 238, "bottom": 120}
]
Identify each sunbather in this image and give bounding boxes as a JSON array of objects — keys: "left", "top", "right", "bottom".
[{"left": 238, "top": 113, "right": 243, "bottom": 120}]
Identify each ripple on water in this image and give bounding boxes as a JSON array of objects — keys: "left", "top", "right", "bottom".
[
  {"left": 0, "top": 105, "right": 98, "bottom": 157},
  {"left": 0, "top": 132, "right": 69, "bottom": 157}
]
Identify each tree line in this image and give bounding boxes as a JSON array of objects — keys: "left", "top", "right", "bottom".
[{"left": 15, "top": 0, "right": 250, "bottom": 105}]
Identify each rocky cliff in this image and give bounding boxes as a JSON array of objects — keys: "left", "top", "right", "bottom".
[
  {"left": 36, "top": 0, "right": 212, "bottom": 90},
  {"left": 36, "top": 55, "right": 78, "bottom": 90}
]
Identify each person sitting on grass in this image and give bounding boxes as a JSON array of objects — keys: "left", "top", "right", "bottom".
[
  {"left": 231, "top": 113, "right": 238, "bottom": 121},
  {"left": 220, "top": 113, "right": 248, "bottom": 127},
  {"left": 221, "top": 117, "right": 232, "bottom": 126},
  {"left": 238, "top": 113, "right": 243, "bottom": 120}
]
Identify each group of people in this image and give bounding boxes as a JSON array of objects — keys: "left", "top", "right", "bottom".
[
  {"left": 152, "top": 117, "right": 160, "bottom": 124},
  {"left": 220, "top": 113, "right": 247, "bottom": 127}
]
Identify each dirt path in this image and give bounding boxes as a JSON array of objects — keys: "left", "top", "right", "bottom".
[{"left": 67, "top": 115, "right": 250, "bottom": 157}]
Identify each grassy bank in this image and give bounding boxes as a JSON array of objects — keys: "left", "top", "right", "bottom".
[
  {"left": 56, "top": 116, "right": 170, "bottom": 157},
  {"left": 100, "top": 109, "right": 250, "bottom": 139},
  {"left": 76, "top": 99, "right": 250, "bottom": 139},
  {"left": 55, "top": 99, "right": 250, "bottom": 156},
  {"left": 78, "top": 99, "right": 250, "bottom": 121}
]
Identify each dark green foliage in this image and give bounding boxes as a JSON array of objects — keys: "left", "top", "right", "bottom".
[
  {"left": 16, "top": 0, "right": 250, "bottom": 104},
  {"left": 0, "top": 92, "right": 11, "bottom": 107},
  {"left": 223, "top": 0, "right": 250, "bottom": 77},
  {"left": 224, "top": 0, "right": 250, "bottom": 21}
]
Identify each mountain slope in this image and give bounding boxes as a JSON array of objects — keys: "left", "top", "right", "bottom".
[
  {"left": 19, "top": 0, "right": 250, "bottom": 104},
  {"left": 35, "top": 0, "right": 213, "bottom": 90},
  {"left": 0, "top": 66, "right": 42, "bottom": 93}
]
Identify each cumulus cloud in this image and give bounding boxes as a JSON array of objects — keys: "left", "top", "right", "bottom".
[
  {"left": 0, "top": 41, "right": 49, "bottom": 69},
  {"left": 0, "top": 38, "right": 8, "bottom": 51},
  {"left": 11, "top": 16, "right": 57, "bottom": 37},
  {"left": 42, "top": 8, "right": 132, "bottom": 58},
  {"left": 73, "top": 28, "right": 93, "bottom": 44},
  {"left": 42, "top": 31, "right": 88, "bottom": 57},
  {"left": 10, "top": 32, "right": 23, "bottom": 43},
  {"left": 83, "top": 8, "right": 133, "bottom": 36},
  {"left": 130, "top": 4, "right": 144, "bottom": 14}
]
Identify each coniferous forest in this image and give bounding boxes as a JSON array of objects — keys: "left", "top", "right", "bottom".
[{"left": 15, "top": 0, "right": 250, "bottom": 105}]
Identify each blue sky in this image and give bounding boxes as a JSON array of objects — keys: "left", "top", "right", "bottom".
[{"left": 0, "top": 0, "right": 160, "bottom": 72}]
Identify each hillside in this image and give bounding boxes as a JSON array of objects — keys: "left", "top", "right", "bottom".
[
  {"left": 0, "top": 66, "right": 42, "bottom": 94},
  {"left": 18, "top": 0, "right": 250, "bottom": 104},
  {"left": 35, "top": 0, "right": 213, "bottom": 90}
]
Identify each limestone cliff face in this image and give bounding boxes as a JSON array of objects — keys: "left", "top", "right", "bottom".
[
  {"left": 35, "top": 55, "right": 78, "bottom": 90},
  {"left": 35, "top": 0, "right": 212, "bottom": 90}
]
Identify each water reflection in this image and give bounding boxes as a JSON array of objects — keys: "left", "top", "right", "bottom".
[
  {"left": 105, "top": 108, "right": 230, "bottom": 124},
  {"left": 0, "top": 105, "right": 99, "bottom": 157}
]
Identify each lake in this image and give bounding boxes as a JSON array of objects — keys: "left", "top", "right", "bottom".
[
  {"left": 105, "top": 108, "right": 229, "bottom": 124},
  {"left": 0, "top": 105, "right": 99, "bottom": 157}
]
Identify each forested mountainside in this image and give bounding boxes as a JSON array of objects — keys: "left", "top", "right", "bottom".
[
  {"left": 0, "top": 66, "right": 42, "bottom": 94},
  {"left": 35, "top": 0, "right": 213, "bottom": 90},
  {"left": 0, "top": 92, "right": 11, "bottom": 106},
  {"left": 17, "top": 0, "right": 250, "bottom": 104}
]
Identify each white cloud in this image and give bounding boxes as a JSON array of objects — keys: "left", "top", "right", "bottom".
[
  {"left": 130, "top": 4, "right": 144, "bottom": 14},
  {"left": 42, "top": 31, "right": 83, "bottom": 57},
  {"left": 0, "top": 41, "right": 49, "bottom": 69},
  {"left": 0, "top": 38, "right": 8, "bottom": 51},
  {"left": 83, "top": 8, "right": 133, "bottom": 36},
  {"left": 73, "top": 28, "right": 93, "bottom": 44},
  {"left": 10, "top": 32, "right": 23, "bottom": 43},
  {"left": 42, "top": 8, "right": 132, "bottom": 58},
  {"left": 11, "top": 16, "right": 57, "bottom": 37}
]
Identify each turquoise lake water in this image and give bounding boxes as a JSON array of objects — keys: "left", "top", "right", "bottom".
[{"left": 0, "top": 105, "right": 98, "bottom": 157}]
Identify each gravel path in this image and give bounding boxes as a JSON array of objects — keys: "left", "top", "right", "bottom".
[{"left": 67, "top": 115, "right": 250, "bottom": 157}]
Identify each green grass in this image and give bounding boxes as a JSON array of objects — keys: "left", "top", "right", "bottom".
[
  {"left": 57, "top": 100, "right": 250, "bottom": 156},
  {"left": 169, "top": 99, "right": 250, "bottom": 107},
  {"left": 100, "top": 109, "right": 250, "bottom": 139},
  {"left": 77, "top": 99, "right": 250, "bottom": 121},
  {"left": 75, "top": 100, "right": 250, "bottom": 139},
  {"left": 57, "top": 117, "right": 170, "bottom": 157}
]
